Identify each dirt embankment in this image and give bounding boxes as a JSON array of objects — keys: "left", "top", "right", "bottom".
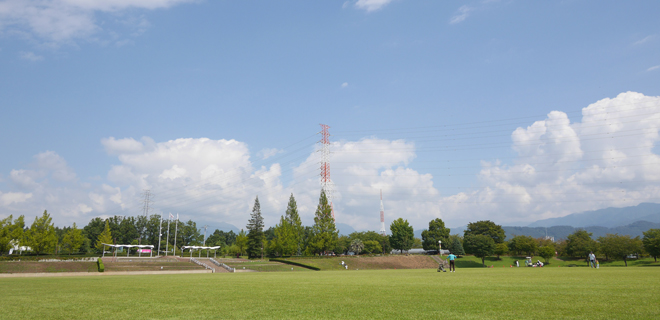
[
  {"left": 295, "top": 255, "right": 439, "bottom": 270},
  {"left": 1, "top": 257, "right": 208, "bottom": 274},
  {"left": 0, "top": 261, "right": 97, "bottom": 273}
]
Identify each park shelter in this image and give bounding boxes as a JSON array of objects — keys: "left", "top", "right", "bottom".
[
  {"left": 181, "top": 246, "right": 221, "bottom": 258},
  {"left": 101, "top": 243, "right": 155, "bottom": 258}
]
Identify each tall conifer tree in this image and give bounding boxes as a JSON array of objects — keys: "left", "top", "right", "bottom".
[
  {"left": 309, "top": 190, "right": 338, "bottom": 254},
  {"left": 285, "top": 193, "right": 303, "bottom": 255},
  {"left": 246, "top": 196, "right": 265, "bottom": 259},
  {"left": 95, "top": 220, "right": 113, "bottom": 252}
]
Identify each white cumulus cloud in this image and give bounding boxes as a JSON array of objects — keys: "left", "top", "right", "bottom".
[
  {"left": 0, "top": 0, "right": 195, "bottom": 44},
  {"left": 4, "top": 93, "right": 660, "bottom": 231},
  {"left": 435, "top": 91, "right": 660, "bottom": 226},
  {"left": 355, "top": 0, "right": 396, "bottom": 12}
]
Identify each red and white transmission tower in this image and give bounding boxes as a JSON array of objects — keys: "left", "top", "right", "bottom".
[
  {"left": 379, "top": 189, "right": 386, "bottom": 236},
  {"left": 319, "top": 124, "right": 335, "bottom": 220}
]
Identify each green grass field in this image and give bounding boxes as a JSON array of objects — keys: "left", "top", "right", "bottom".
[{"left": 3, "top": 267, "right": 659, "bottom": 319}]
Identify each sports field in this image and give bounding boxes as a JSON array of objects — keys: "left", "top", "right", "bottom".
[{"left": 4, "top": 267, "right": 659, "bottom": 319}]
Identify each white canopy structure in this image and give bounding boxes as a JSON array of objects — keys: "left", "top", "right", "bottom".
[
  {"left": 101, "top": 243, "right": 155, "bottom": 258},
  {"left": 181, "top": 246, "right": 221, "bottom": 259}
]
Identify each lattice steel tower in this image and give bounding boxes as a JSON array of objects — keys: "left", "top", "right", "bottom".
[
  {"left": 319, "top": 124, "right": 335, "bottom": 220},
  {"left": 379, "top": 189, "right": 386, "bottom": 236}
]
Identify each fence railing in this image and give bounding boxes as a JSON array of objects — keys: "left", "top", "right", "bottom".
[
  {"left": 210, "top": 258, "right": 235, "bottom": 272},
  {"left": 190, "top": 258, "right": 215, "bottom": 273}
]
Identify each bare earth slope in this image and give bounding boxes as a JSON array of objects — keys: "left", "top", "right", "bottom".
[{"left": 291, "top": 255, "right": 438, "bottom": 270}]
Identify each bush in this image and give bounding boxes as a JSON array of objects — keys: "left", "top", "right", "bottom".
[
  {"left": 97, "top": 258, "right": 104, "bottom": 272},
  {"left": 269, "top": 258, "right": 320, "bottom": 271}
]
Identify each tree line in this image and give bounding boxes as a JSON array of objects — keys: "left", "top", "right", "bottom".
[
  {"left": 413, "top": 219, "right": 660, "bottom": 267},
  {"left": 3, "top": 192, "right": 659, "bottom": 263}
]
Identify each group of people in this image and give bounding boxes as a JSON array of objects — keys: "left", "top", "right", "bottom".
[
  {"left": 589, "top": 252, "right": 599, "bottom": 268},
  {"left": 436, "top": 251, "right": 600, "bottom": 271}
]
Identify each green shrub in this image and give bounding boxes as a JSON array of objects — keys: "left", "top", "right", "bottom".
[{"left": 97, "top": 258, "right": 104, "bottom": 272}]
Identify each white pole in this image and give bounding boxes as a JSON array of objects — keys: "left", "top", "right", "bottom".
[
  {"left": 439, "top": 240, "right": 442, "bottom": 257},
  {"left": 203, "top": 225, "right": 209, "bottom": 246},
  {"left": 173, "top": 214, "right": 179, "bottom": 257},
  {"left": 166, "top": 215, "right": 171, "bottom": 257},
  {"left": 102, "top": 244, "right": 105, "bottom": 258},
  {"left": 158, "top": 215, "right": 162, "bottom": 257}
]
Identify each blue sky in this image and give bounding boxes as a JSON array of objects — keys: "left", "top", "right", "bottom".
[{"left": 1, "top": 0, "right": 659, "bottom": 232}]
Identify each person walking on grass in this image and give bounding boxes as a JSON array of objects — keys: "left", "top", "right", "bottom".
[
  {"left": 589, "top": 252, "right": 596, "bottom": 268},
  {"left": 447, "top": 251, "right": 457, "bottom": 272}
]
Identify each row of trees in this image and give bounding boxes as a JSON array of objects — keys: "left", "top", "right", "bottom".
[
  {"left": 4, "top": 196, "right": 659, "bottom": 264},
  {"left": 0, "top": 211, "right": 85, "bottom": 255},
  {"left": 558, "top": 229, "right": 660, "bottom": 266},
  {"left": 243, "top": 191, "right": 340, "bottom": 258},
  {"left": 412, "top": 218, "right": 660, "bottom": 267},
  {"left": 241, "top": 191, "right": 419, "bottom": 258},
  {"left": 1, "top": 210, "right": 214, "bottom": 255}
]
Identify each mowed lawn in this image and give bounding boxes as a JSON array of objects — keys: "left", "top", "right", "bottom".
[{"left": 4, "top": 268, "right": 659, "bottom": 319}]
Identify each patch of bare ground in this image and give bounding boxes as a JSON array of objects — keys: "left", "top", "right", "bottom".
[
  {"left": 103, "top": 260, "right": 205, "bottom": 272},
  {"left": 291, "top": 255, "right": 439, "bottom": 270}
]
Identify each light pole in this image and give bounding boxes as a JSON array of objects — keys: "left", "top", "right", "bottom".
[{"left": 439, "top": 240, "right": 442, "bottom": 257}]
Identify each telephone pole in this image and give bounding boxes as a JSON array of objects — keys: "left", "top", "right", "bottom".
[{"left": 203, "top": 225, "right": 209, "bottom": 246}]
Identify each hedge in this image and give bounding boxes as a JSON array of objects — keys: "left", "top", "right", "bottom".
[
  {"left": 269, "top": 258, "right": 320, "bottom": 271},
  {"left": 97, "top": 258, "right": 104, "bottom": 272}
]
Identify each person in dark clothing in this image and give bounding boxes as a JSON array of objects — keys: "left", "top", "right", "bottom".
[{"left": 447, "top": 252, "right": 457, "bottom": 272}]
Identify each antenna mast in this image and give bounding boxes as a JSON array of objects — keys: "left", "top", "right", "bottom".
[{"left": 379, "top": 189, "right": 386, "bottom": 236}]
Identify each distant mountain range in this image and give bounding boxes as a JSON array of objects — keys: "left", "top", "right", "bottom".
[
  {"left": 527, "top": 202, "right": 660, "bottom": 228},
  {"left": 423, "top": 203, "right": 660, "bottom": 241},
  {"left": 214, "top": 203, "right": 660, "bottom": 240},
  {"left": 503, "top": 221, "right": 660, "bottom": 241}
]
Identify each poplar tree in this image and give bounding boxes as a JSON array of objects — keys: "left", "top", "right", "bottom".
[
  {"left": 285, "top": 194, "right": 303, "bottom": 255},
  {"left": 272, "top": 216, "right": 295, "bottom": 256},
  {"left": 62, "top": 223, "right": 85, "bottom": 254},
  {"left": 27, "top": 210, "right": 58, "bottom": 254},
  {"left": 95, "top": 220, "right": 113, "bottom": 252},
  {"left": 235, "top": 230, "right": 248, "bottom": 256},
  {"left": 309, "top": 190, "right": 338, "bottom": 254},
  {"left": 246, "top": 196, "right": 265, "bottom": 259}
]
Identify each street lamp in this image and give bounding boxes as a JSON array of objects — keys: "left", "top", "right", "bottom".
[{"left": 438, "top": 240, "right": 442, "bottom": 256}]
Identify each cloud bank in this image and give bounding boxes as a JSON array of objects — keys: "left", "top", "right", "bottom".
[
  {"left": 2, "top": 92, "right": 660, "bottom": 232},
  {"left": 0, "top": 0, "right": 195, "bottom": 44}
]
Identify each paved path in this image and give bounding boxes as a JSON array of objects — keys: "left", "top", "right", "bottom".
[{"left": 0, "top": 270, "right": 213, "bottom": 278}]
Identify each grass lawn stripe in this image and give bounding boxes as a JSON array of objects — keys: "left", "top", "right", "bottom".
[{"left": 3, "top": 268, "right": 659, "bottom": 319}]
